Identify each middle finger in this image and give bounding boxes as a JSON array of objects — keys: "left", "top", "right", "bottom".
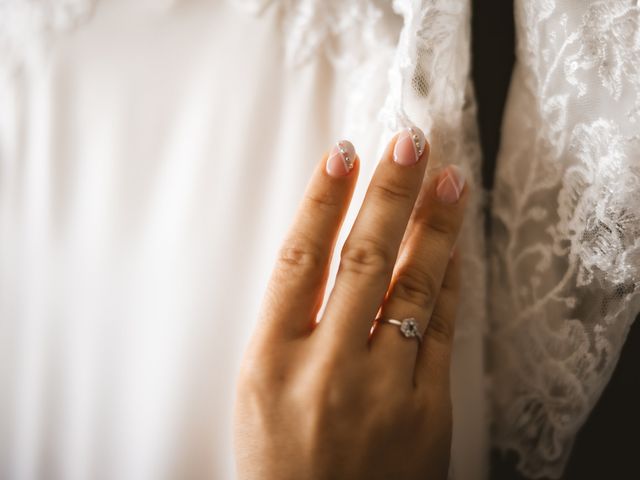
[
  {"left": 370, "top": 164, "right": 468, "bottom": 382},
  {"left": 316, "top": 127, "right": 429, "bottom": 350}
]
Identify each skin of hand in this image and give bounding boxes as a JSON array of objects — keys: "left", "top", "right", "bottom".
[{"left": 233, "top": 128, "right": 469, "bottom": 480}]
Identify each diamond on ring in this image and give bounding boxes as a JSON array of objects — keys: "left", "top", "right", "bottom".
[
  {"left": 375, "top": 317, "right": 423, "bottom": 344},
  {"left": 399, "top": 318, "right": 420, "bottom": 339}
]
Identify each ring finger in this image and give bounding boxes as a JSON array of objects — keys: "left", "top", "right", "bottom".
[{"left": 370, "top": 164, "right": 468, "bottom": 383}]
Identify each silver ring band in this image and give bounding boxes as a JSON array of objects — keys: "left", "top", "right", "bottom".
[{"left": 375, "top": 317, "right": 423, "bottom": 344}]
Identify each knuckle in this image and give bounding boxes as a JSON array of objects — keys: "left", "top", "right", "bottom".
[
  {"left": 307, "top": 367, "right": 361, "bottom": 418},
  {"left": 237, "top": 357, "right": 276, "bottom": 398},
  {"left": 275, "top": 240, "right": 324, "bottom": 276},
  {"left": 371, "top": 180, "right": 414, "bottom": 205},
  {"left": 316, "top": 379, "right": 348, "bottom": 410},
  {"left": 418, "top": 211, "right": 460, "bottom": 244},
  {"left": 430, "top": 218, "right": 457, "bottom": 239},
  {"left": 339, "top": 236, "right": 394, "bottom": 278},
  {"left": 304, "top": 188, "right": 340, "bottom": 212},
  {"left": 367, "top": 365, "right": 396, "bottom": 396},
  {"left": 236, "top": 355, "right": 293, "bottom": 421},
  {"left": 427, "top": 311, "right": 455, "bottom": 345},
  {"left": 393, "top": 266, "right": 439, "bottom": 310}
]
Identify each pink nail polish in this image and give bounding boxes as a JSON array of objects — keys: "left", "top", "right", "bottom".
[
  {"left": 326, "top": 140, "right": 356, "bottom": 177},
  {"left": 436, "top": 165, "right": 466, "bottom": 204},
  {"left": 393, "top": 126, "right": 426, "bottom": 166}
]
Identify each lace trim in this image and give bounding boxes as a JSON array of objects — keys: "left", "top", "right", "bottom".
[
  {"left": 231, "top": 0, "right": 400, "bottom": 67},
  {"left": 490, "top": 1, "right": 640, "bottom": 478},
  {"left": 381, "top": 0, "right": 486, "bottom": 341}
]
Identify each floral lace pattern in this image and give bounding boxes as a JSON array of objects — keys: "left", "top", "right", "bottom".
[
  {"left": 230, "top": 0, "right": 400, "bottom": 67},
  {"left": 489, "top": 0, "right": 640, "bottom": 477},
  {"left": 565, "top": 1, "right": 640, "bottom": 117}
]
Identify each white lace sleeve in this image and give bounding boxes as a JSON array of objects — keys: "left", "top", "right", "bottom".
[{"left": 489, "top": 1, "right": 640, "bottom": 478}]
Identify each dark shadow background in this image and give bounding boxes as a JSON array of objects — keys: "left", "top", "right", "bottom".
[{"left": 471, "top": 1, "right": 640, "bottom": 478}]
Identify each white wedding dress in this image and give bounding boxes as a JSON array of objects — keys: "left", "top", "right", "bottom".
[{"left": 0, "top": 1, "right": 638, "bottom": 479}]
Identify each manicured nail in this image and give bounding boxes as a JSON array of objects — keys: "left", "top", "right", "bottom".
[
  {"left": 326, "top": 140, "right": 356, "bottom": 177},
  {"left": 393, "top": 126, "right": 426, "bottom": 166},
  {"left": 436, "top": 165, "right": 466, "bottom": 204}
]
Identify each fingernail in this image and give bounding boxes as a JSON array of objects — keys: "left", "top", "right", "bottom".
[
  {"left": 393, "top": 126, "right": 426, "bottom": 166},
  {"left": 436, "top": 165, "right": 465, "bottom": 204},
  {"left": 326, "top": 140, "right": 356, "bottom": 177}
]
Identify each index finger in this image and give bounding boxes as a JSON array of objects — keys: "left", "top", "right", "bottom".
[{"left": 258, "top": 141, "right": 359, "bottom": 341}]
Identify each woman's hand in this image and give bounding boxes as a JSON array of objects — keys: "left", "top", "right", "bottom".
[{"left": 233, "top": 128, "right": 468, "bottom": 480}]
